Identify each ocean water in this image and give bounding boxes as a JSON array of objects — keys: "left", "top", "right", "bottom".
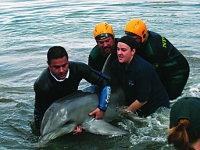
[{"left": 0, "top": 0, "right": 200, "bottom": 149}]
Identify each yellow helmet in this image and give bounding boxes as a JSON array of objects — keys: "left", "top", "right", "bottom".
[
  {"left": 124, "top": 19, "right": 148, "bottom": 43},
  {"left": 94, "top": 22, "right": 114, "bottom": 40}
]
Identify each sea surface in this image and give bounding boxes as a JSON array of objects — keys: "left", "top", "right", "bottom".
[{"left": 0, "top": 0, "right": 200, "bottom": 149}]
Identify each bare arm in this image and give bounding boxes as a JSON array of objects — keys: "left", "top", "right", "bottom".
[{"left": 127, "top": 100, "right": 147, "bottom": 112}]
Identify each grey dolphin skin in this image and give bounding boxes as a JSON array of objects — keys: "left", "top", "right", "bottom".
[{"left": 36, "top": 54, "right": 127, "bottom": 147}]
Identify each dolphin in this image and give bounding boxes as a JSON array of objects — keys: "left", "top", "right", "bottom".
[{"left": 36, "top": 54, "right": 127, "bottom": 147}]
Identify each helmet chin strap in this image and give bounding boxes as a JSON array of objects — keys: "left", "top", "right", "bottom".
[{"left": 143, "top": 31, "right": 149, "bottom": 44}]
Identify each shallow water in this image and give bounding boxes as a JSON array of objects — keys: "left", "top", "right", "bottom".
[{"left": 0, "top": 0, "right": 200, "bottom": 149}]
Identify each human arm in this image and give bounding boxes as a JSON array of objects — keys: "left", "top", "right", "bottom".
[
  {"left": 80, "top": 63, "right": 111, "bottom": 119},
  {"left": 89, "top": 85, "right": 111, "bottom": 119},
  {"left": 74, "top": 62, "right": 111, "bottom": 119},
  {"left": 34, "top": 87, "right": 52, "bottom": 130},
  {"left": 126, "top": 99, "right": 147, "bottom": 113},
  {"left": 33, "top": 69, "right": 56, "bottom": 129}
]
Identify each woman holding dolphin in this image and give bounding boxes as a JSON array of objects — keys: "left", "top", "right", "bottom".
[
  {"left": 111, "top": 36, "right": 169, "bottom": 117},
  {"left": 33, "top": 46, "right": 111, "bottom": 134}
]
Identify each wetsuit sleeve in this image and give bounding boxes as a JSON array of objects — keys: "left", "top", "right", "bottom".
[
  {"left": 88, "top": 70, "right": 111, "bottom": 112},
  {"left": 78, "top": 62, "right": 111, "bottom": 111},
  {"left": 34, "top": 82, "right": 46, "bottom": 129},
  {"left": 98, "top": 86, "right": 111, "bottom": 111},
  {"left": 33, "top": 70, "right": 54, "bottom": 129}
]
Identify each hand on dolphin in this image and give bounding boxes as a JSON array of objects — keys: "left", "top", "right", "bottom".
[
  {"left": 89, "top": 108, "right": 104, "bottom": 119},
  {"left": 73, "top": 125, "right": 82, "bottom": 135},
  {"left": 120, "top": 109, "right": 132, "bottom": 114},
  {"left": 117, "top": 106, "right": 132, "bottom": 115}
]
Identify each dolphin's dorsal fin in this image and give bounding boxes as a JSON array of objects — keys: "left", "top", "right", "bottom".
[
  {"left": 89, "top": 54, "right": 113, "bottom": 81},
  {"left": 102, "top": 54, "right": 112, "bottom": 75},
  {"left": 91, "top": 54, "right": 118, "bottom": 86},
  {"left": 102, "top": 54, "right": 120, "bottom": 87}
]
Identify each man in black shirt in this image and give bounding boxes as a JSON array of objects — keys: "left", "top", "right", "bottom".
[{"left": 34, "top": 46, "right": 111, "bottom": 133}]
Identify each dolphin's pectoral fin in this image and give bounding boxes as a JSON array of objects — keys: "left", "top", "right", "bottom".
[
  {"left": 36, "top": 123, "right": 77, "bottom": 147},
  {"left": 82, "top": 85, "right": 96, "bottom": 93},
  {"left": 82, "top": 119, "right": 127, "bottom": 136}
]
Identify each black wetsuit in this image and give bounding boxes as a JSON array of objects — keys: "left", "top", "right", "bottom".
[
  {"left": 111, "top": 54, "right": 169, "bottom": 117},
  {"left": 34, "top": 61, "right": 109, "bottom": 129},
  {"left": 137, "top": 31, "right": 190, "bottom": 100},
  {"left": 88, "top": 38, "right": 118, "bottom": 72}
]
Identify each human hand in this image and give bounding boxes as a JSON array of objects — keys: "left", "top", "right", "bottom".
[
  {"left": 121, "top": 109, "right": 132, "bottom": 114},
  {"left": 73, "top": 125, "right": 82, "bottom": 135},
  {"left": 118, "top": 106, "right": 132, "bottom": 115},
  {"left": 89, "top": 108, "right": 104, "bottom": 119}
]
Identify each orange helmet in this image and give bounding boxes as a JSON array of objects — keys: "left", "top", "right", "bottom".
[
  {"left": 93, "top": 22, "right": 114, "bottom": 40},
  {"left": 124, "top": 19, "right": 148, "bottom": 43}
]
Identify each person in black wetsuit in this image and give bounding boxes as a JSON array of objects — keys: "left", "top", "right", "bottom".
[
  {"left": 124, "top": 18, "right": 190, "bottom": 100},
  {"left": 34, "top": 46, "right": 111, "bottom": 133},
  {"left": 111, "top": 36, "right": 169, "bottom": 117},
  {"left": 88, "top": 22, "right": 118, "bottom": 72}
]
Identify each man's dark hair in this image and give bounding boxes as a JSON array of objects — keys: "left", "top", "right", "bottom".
[{"left": 47, "top": 46, "right": 68, "bottom": 64}]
